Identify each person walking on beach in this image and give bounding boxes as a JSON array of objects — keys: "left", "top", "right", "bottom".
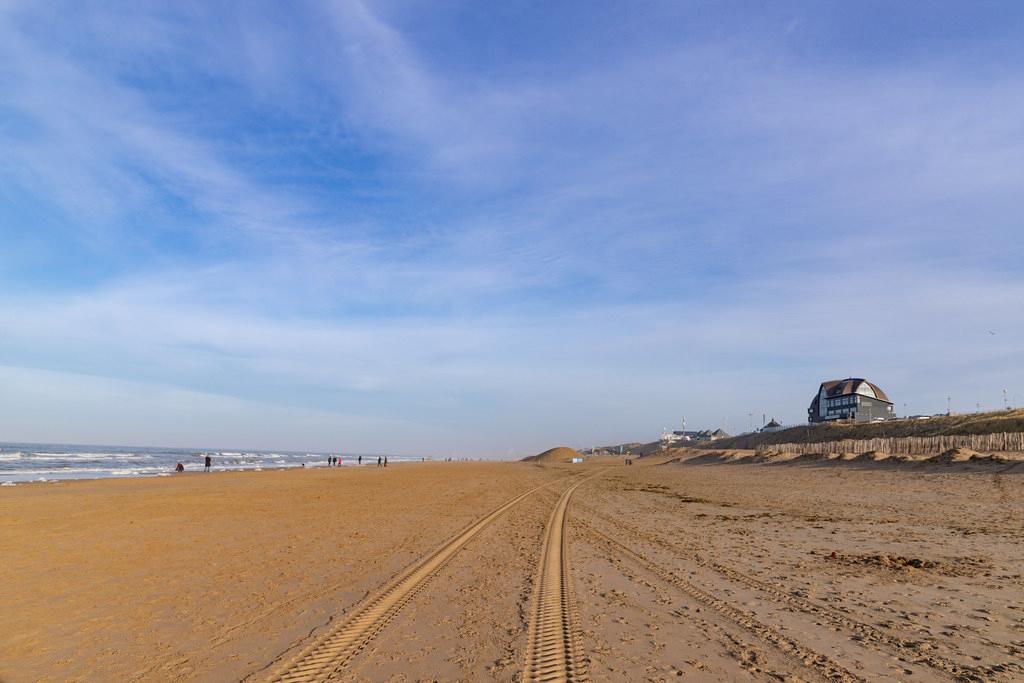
[
  {"left": 204, "top": 454, "right": 212, "bottom": 472},
  {"left": 358, "top": 455, "right": 362, "bottom": 466},
  {"left": 377, "top": 456, "right": 382, "bottom": 468},
  {"left": 384, "top": 456, "right": 388, "bottom": 468}
]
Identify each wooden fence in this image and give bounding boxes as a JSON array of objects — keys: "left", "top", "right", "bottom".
[{"left": 756, "top": 432, "right": 1024, "bottom": 456}]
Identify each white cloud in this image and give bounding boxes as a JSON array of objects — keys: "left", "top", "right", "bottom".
[
  {"left": 0, "top": 364, "right": 439, "bottom": 453},
  {"left": 0, "top": 258, "right": 1020, "bottom": 453},
  {"left": 0, "top": 2, "right": 1022, "bottom": 453}
]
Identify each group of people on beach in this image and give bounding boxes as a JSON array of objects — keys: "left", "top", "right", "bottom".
[
  {"left": 327, "top": 455, "right": 388, "bottom": 467},
  {"left": 173, "top": 452, "right": 395, "bottom": 474},
  {"left": 172, "top": 454, "right": 212, "bottom": 473}
]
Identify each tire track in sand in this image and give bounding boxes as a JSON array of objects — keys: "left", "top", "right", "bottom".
[
  {"left": 262, "top": 479, "right": 560, "bottom": 683},
  {"left": 522, "top": 472, "right": 603, "bottom": 682},
  {"left": 578, "top": 522, "right": 865, "bottom": 683},
  {"left": 581, "top": 503, "right": 1023, "bottom": 682}
]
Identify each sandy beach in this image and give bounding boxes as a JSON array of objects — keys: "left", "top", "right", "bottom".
[{"left": 2, "top": 456, "right": 1022, "bottom": 681}]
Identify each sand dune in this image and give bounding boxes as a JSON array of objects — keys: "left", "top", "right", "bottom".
[
  {"left": 657, "top": 446, "right": 1024, "bottom": 473},
  {"left": 521, "top": 446, "right": 579, "bottom": 463}
]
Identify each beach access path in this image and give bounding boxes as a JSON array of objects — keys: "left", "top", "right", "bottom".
[{"left": 1, "top": 456, "right": 1022, "bottom": 681}]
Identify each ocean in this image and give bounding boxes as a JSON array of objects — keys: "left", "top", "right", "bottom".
[{"left": 0, "top": 442, "right": 415, "bottom": 484}]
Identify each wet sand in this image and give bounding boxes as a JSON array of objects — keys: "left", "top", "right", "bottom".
[{"left": 1, "top": 457, "right": 1022, "bottom": 681}]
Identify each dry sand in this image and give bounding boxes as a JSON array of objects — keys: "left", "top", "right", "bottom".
[
  {"left": 521, "top": 446, "right": 579, "bottom": 464},
  {"left": 2, "top": 456, "right": 1022, "bottom": 681}
]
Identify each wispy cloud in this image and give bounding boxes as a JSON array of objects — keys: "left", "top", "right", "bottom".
[{"left": 1, "top": 1, "right": 1022, "bottom": 453}]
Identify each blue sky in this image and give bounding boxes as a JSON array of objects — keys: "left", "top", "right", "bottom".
[{"left": 1, "top": 1, "right": 1022, "bottom": 456}]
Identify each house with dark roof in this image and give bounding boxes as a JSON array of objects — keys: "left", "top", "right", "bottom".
[
  {"left": 808, "top": 378, "right": 894, "bottom": 423},
  {"left": 761, "top": 418, "right": 784, "bottom": 432},
  {"left": 662, "top": 428, "right": 731, "bottom": 444}
]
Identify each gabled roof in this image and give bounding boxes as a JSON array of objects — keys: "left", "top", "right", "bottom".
[{"left": 764, "top": 419, "right": 781, "bottom": 428}]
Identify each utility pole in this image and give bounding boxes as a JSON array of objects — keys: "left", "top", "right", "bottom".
[
  {"left": 947, "top": 396, "right": 951, "bottom": 416},
  {"left": 1004, "top": 388, "right": 1009, "bottom": 410},
  {"left": 748, "top": 413, "right": 753, "bottom": 432}
]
